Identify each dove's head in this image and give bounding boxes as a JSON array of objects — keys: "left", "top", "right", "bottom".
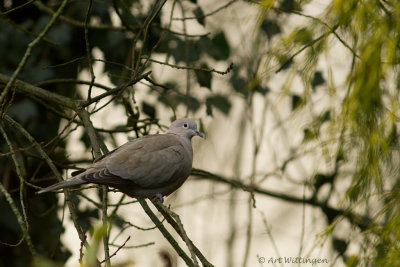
[{"left": 168, "top": 118, "right": 204, "bottom": 139}]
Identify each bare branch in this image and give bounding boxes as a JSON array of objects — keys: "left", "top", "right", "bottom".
[
  {"left": 138, "top": 199, "right": 196, "bottom": 267},
  {"left": 151, "top": 200, "right": 215, "bottom": 267}
]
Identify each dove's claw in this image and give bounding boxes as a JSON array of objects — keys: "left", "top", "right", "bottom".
[{"left": 151, "top": 193, "right": 164, "bottom": 203}]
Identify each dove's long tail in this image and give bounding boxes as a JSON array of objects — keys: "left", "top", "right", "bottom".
[{"left": 37, "top": 178, "right": 87, "bottom": 194}]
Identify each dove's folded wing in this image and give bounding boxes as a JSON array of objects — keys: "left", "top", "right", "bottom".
[
  {"left": 105, "top": 135, "right": 190, "bottom": 188},
  {"left": 38, "top": 118, "right": 201, "bottom": 198}
]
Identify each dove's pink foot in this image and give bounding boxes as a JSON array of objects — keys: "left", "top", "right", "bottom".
[{"left": 151, "top": 193, "right": 164, "bottom": 203}]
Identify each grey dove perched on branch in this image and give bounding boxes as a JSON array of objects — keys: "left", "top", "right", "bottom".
[{"left": 38, "top": 118, "right": 203, "bottom": 202}]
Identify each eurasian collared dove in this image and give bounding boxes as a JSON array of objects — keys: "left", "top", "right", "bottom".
[{"left": 38, "top": 118, "right": 203, "bottom": 201}]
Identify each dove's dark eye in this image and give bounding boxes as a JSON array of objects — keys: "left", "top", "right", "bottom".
[{"left": 183, "top": 123, "right": 188, "bottom": 128}]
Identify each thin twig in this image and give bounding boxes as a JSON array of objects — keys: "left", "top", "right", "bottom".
[
  {"left": 173, "top": 0, "right": 238, "bottom": 21},
  {"left": 275, "top": 8, "right": 358, "bottom": 57},
  {"left": 0, "top": 0, "right": 37, "bottom": 15},
  {"left": 258, "top": 211, "right": 283, "bottom": 267},
  {"left": 102, "top": 187, "right": 111, "bottom": 267},
  {"left": 100, "top": 236, "right": 130, "bottom": 264},
  {"left": 3, "top": 115, "right": 94, "bottom": 260},
  {"left": 0, "top": 180, "right": 36, "bottom": 255},
  {"left": 144, "top": 57, "right": 233, "bottom": 75},
  {"left": 0, "top": 125, "right": 30, "bottom": 236},
  {"left": 275, "top": 24, "right": 342, "bottom": 73},
  {"left": 175, "top": 0, "right": 191, "bottom": 117},
  {"left": 113, "top": 0, "right": 137, "bottom": 32},
  {"left": 137, "top": 199, "right": 196, "bottom": 267},
  {"left": 0, "top": 0, "right": 69, "bottom": 104},
  {"left": 84, "top": 0, "right": 96, "bottom": 101},
  {"left": 80, "top": 71, "right": 152, "bottom": 108},
  {"left": 109, "top": 242, "right": 155, "bottom": 249},
  {"left": 191, "top": 168, "right": 373, "bottom": 231},
  {"left": 152, "top": 200, "right": 215, "bottom": 267},
  {"left": 131, "top": 0, "right": 168, "bottom": 77},
  {"left": 33, "top": 1, "right": 127, "bottom": 31}
]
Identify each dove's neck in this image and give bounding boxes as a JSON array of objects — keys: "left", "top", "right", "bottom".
[{"left": 168, "top": 133, "right": 193, "bottom": 157}]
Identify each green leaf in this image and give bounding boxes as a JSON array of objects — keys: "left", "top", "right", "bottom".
[
  {"left": 231, "top": 76, "right": 246, "bottom": 93},
  {"left": 230, "top": 66, "right": 247, "bottom": 96},
  {"left": 261, "top": 19, "right": 281, "bottom": 39},
  {"left": 303, "top": 128, "right": 317, "bottom": 142},
  {"left": 312, "top": 71, "right": 326, "bottom": 89},
  {"left": 346, "top": 185, "right": 361, "bottom": 201},
  {"left": 291, "top": 94, "right": 303, "bottom": 110},
  {"left": 175, "top": 95, "right": 201, "bottom": 112},
  {"left": 255, "top": 85, "right": 270, "bottom": 96},
  {"left": 172, "top": 39, "right": 201, "bottom": 63},
  {"left": 206, "top": 95, "right": 231, "bottom": 115},
  {"left": 346, "top": 255, "right": 359, "bottom": 267},
  {"left": 280, "top": 0, "right": 301, "bottom": 12},
  {"left": 193, "top": 7, "right": 205, "bottom": 26},
  {"left": 195, "top": 63, "right": 212, "bottom": 89},
  {"left": 278, "top": 56, "right": 293, "bottom": 71},
  {"left": 113, "top": 216, "right": 126, "bottom": 229},
  {"left": 293, "top": 28, "right": 313, "bottom": 44},
  {"left": 198, "top": 118, "right": 206, "bottom": 136},
  {"left": 333, "top": 238, "right": 348, "bottom": 255},
  {"left": 206, "top": 102, "right": 213, "bottom": 116},
  {"left": 126, "top": 116, "right": 136, "bottom": 127},
  {"left": 209, "top": 32, "right": 230, "bottom": 60},
  {"left": 197, "top": 36, "right": 212, "bottom": 53},
  {"left": 162, "top": 81, "right": 179, "bottom": 92},
  {"left": 142, "top": 102, "right": 156, "bottom": 118},
  {"left": 321, "top": 110, "right": 330, "bottom": 122},
  {"left": 77, "top": 208, "right": 99, "bottom": 231},
  {"left": 313, "top": 173, "right": 331, "bottom": 190}
]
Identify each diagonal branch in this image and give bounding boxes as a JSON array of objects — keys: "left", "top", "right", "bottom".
[
  {"left": 80, "top": 71, "right": 152, "bottom": 108},
  {"left": 0, "top": 73, "right": 79, "bottom": 110},
  {"left": 151, "top": 200, "right": 215, "bottom": 267},
  {"left": 0, "top": 70, "right": 151, "bottom": 112},
  {"left": 138, "top": 199, "right": 196, "bottom": 267}
]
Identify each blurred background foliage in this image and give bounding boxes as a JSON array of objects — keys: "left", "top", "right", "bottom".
[{"left": 1, "top": 0, "right": 400, "bottom": 266}]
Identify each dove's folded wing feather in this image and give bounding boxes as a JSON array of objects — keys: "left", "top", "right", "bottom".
[
  {"left": 37, "top": 118, "right": 201, "bottom": 198},
  {"left": 106, "top": 135, "right": 190, "bottom": 188}
]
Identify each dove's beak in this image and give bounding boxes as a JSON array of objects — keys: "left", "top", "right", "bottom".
[{"left": 195, "top": 131, "right": 204, "bottom": 138}]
